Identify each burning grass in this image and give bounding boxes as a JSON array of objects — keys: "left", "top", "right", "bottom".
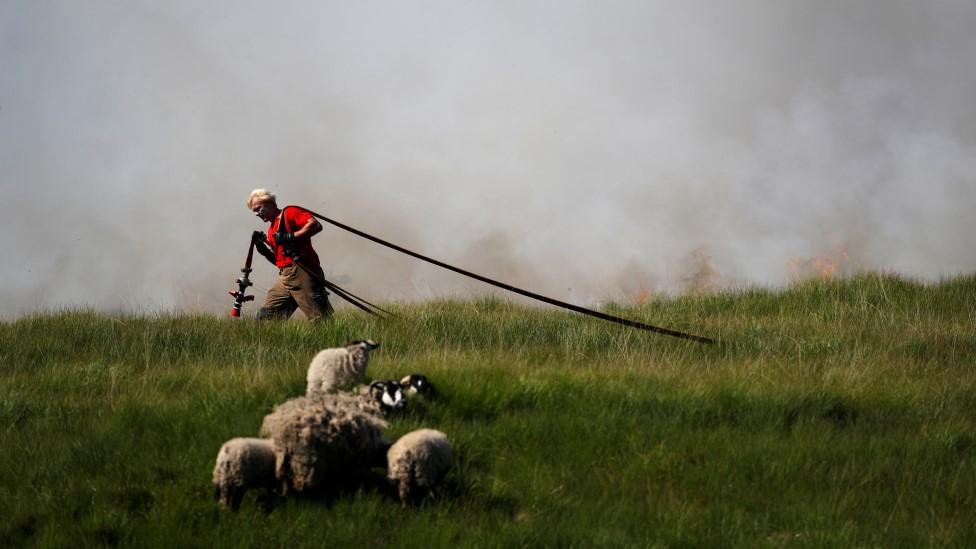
[
  {"left": 1, "top": 273, "right": 975, "bottom": 546},
  {"left": 786, "top": 244, "right": 853, "bottom": 282}
]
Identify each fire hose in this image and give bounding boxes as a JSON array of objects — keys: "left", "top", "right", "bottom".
[{"left": 306, "top": 206, "right": 713, "bottom": 344}]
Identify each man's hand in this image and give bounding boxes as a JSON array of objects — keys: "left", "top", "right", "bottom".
[
  {"left": 274, "top": 231, "right": 295, "bottom": 244},
  {"left": 252, "top": 230, "right": 275, "bottom": 264},
  {"left": 273, "top": 231, "right": 301, "bottom": 260}
]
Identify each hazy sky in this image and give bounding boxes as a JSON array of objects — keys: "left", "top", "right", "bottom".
[{"left": 2, "top": 1, "right": 974, "bottom": 317}]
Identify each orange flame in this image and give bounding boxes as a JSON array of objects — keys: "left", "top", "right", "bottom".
[
  {"left": 633, "top": 288, "right": 653, "bottom": 306},
  {"left": 786, "top": 245, "right": 850, "bottom": 282}
]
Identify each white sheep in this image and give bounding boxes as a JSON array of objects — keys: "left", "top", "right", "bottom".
[
  {"left": 386, "top": 428, "right": 453, "bottom": 505},
  {"left": 260, "top": 396, "right": 389, "bottom": 494},
  {"left": 306, "top": 339, "right": 380, "bottom": 397},
  {"left": 212, "top": 437, "right": 277, "bottom": 510}
]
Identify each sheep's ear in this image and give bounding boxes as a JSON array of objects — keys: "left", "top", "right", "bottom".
[{"left": 365, "top": 339, "right": 380, "bottom": 350}]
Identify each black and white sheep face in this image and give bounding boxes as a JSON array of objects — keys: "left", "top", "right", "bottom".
[
  {"left": 369, "top": 381, "right": 406, "bottom": 410},
  {"left": 400, "top": 374, "right": 432, "bottom": 396},
  {"left": 346, "top": 339, "right": 380, "bottom": 351}
]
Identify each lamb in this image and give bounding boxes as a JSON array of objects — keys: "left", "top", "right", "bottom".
[
  {"left": 362, "top": 380, "right": 407, "bottom": 413},
  {"left": 212, "top": 437, "right": 277, "bottom": 510},
  {"left": 260, "top": 396, "right": 389, "bottom": 494},
  {"left": 306, "top": 339, "right": 380, "bottom": 397},
  {"left": 400, "top": 374, "right": 434, "bottom": 396},
  {"left": 386, "top": 429, "right": 453, "bottom": 505}
]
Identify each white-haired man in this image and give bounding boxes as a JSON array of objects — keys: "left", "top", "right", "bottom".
[{"left": 247, "top": 189, "right": 334, "bottom": 321}]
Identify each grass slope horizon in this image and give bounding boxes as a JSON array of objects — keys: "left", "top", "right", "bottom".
[{"left": 2, "top": 273, "right": 975, "bottom": 547}]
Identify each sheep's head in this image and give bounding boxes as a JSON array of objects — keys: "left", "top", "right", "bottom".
[
  {"left": 369, "top": 380, "right": 406, "bottom": 411},
  {"left": 400, "top": 374, "right": 433, "bottom": 396},
  {"left": 346, "top": 339, "right": 380, "bottom": 351}
]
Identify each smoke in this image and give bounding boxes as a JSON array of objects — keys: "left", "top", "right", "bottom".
[{"left": 2, "top": 1, "right": 974, "bottom": 317}]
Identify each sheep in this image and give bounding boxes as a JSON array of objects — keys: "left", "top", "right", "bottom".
[
  {"left": 306, "top": 339, "right": 380, "bottom": 397},
  {"left": 296, "top": 380, "right": 406, "bottom": 419},
  {"left": 322, "top": 379, "right": 402, "bottom": 425},
  {"left": 258, "top": 381, "right": 402, "bottom": 440},
  {"left": 361, "top": 380, "right": 407, "bottom": 414},
  {"left": 259, "top": 396, "right": 312, "bottom": 438},
  {"left": 212, "top": 437, "right": 277, "bottom": 510},
  {"left": 325, "top": 380, "right": 407, "bottom": 416},
  {"left": 386, "top": 429, "right": 453, "bottom": 505},
  {"left": 260, "top": 396, "right": 389, "bottom": 494},
  {"left": 399, "top": 374, "right": 434, "bottom": 396}
]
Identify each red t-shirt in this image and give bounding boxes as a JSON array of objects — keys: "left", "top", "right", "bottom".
[{"left": 266, "top": 206, "right": 321, "bottom": 269}]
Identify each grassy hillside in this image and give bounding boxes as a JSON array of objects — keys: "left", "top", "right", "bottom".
[{"left": 1, "top": 273, "right": 975, "bottom": 547}]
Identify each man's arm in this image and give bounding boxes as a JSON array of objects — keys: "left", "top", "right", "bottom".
[
  {"left": 292, "top": 217, "right": 322, "bottom": 240},
  {"left": 252, "top": 231, "right": 276, "bottom": 265},
  {"left": 273, "top": 211, "right": 322, "bottom": 252}
]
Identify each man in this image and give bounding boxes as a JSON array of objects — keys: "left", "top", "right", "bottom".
[{"left": 247, "top": 188, "right": 334, "bottom": 321}]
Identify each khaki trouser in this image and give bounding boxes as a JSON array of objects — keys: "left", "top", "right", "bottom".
[{"left": 257, "top": 264, "right": 334, "bottom": 321}]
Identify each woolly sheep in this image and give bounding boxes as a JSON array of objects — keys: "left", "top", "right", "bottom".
[
  {"left": 260, "top": 396, "right": 389, "bottom": 494},
  {"left": 386, "top": 429, "right": 453, "bottom": 505},
  {"left": 212, "top": 437, "right": 277, "bottom": 510},
  {"left": 325, "top": 380, "right": 407, "bottom": 417},
  {"left": 259, "top": 381, "right": 403, "bottom": 437},
  {"left": 259, "top": 396, "right": 312, "bottom": 438},
  {"left": 306, "top": 339, "right": 380, "bottom": 397}
]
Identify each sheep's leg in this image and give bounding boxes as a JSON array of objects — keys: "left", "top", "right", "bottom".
[
  {"left": 229, "top": 488, "right": 244, "bottom": 511},
  {"left": 216, "top": 486, "right": 228, "bottom": 507},
  {"left": 398, "top": 477, "right": 411, "bottom": 506}
]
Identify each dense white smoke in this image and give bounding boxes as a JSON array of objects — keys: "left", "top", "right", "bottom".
[{"left": 2, "top": 1, "right": 974, "bottom": 317}]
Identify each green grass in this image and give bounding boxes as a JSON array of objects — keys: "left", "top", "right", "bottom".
[{"left": 1, "top": 273, "right": 975, "bottom": 547}]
